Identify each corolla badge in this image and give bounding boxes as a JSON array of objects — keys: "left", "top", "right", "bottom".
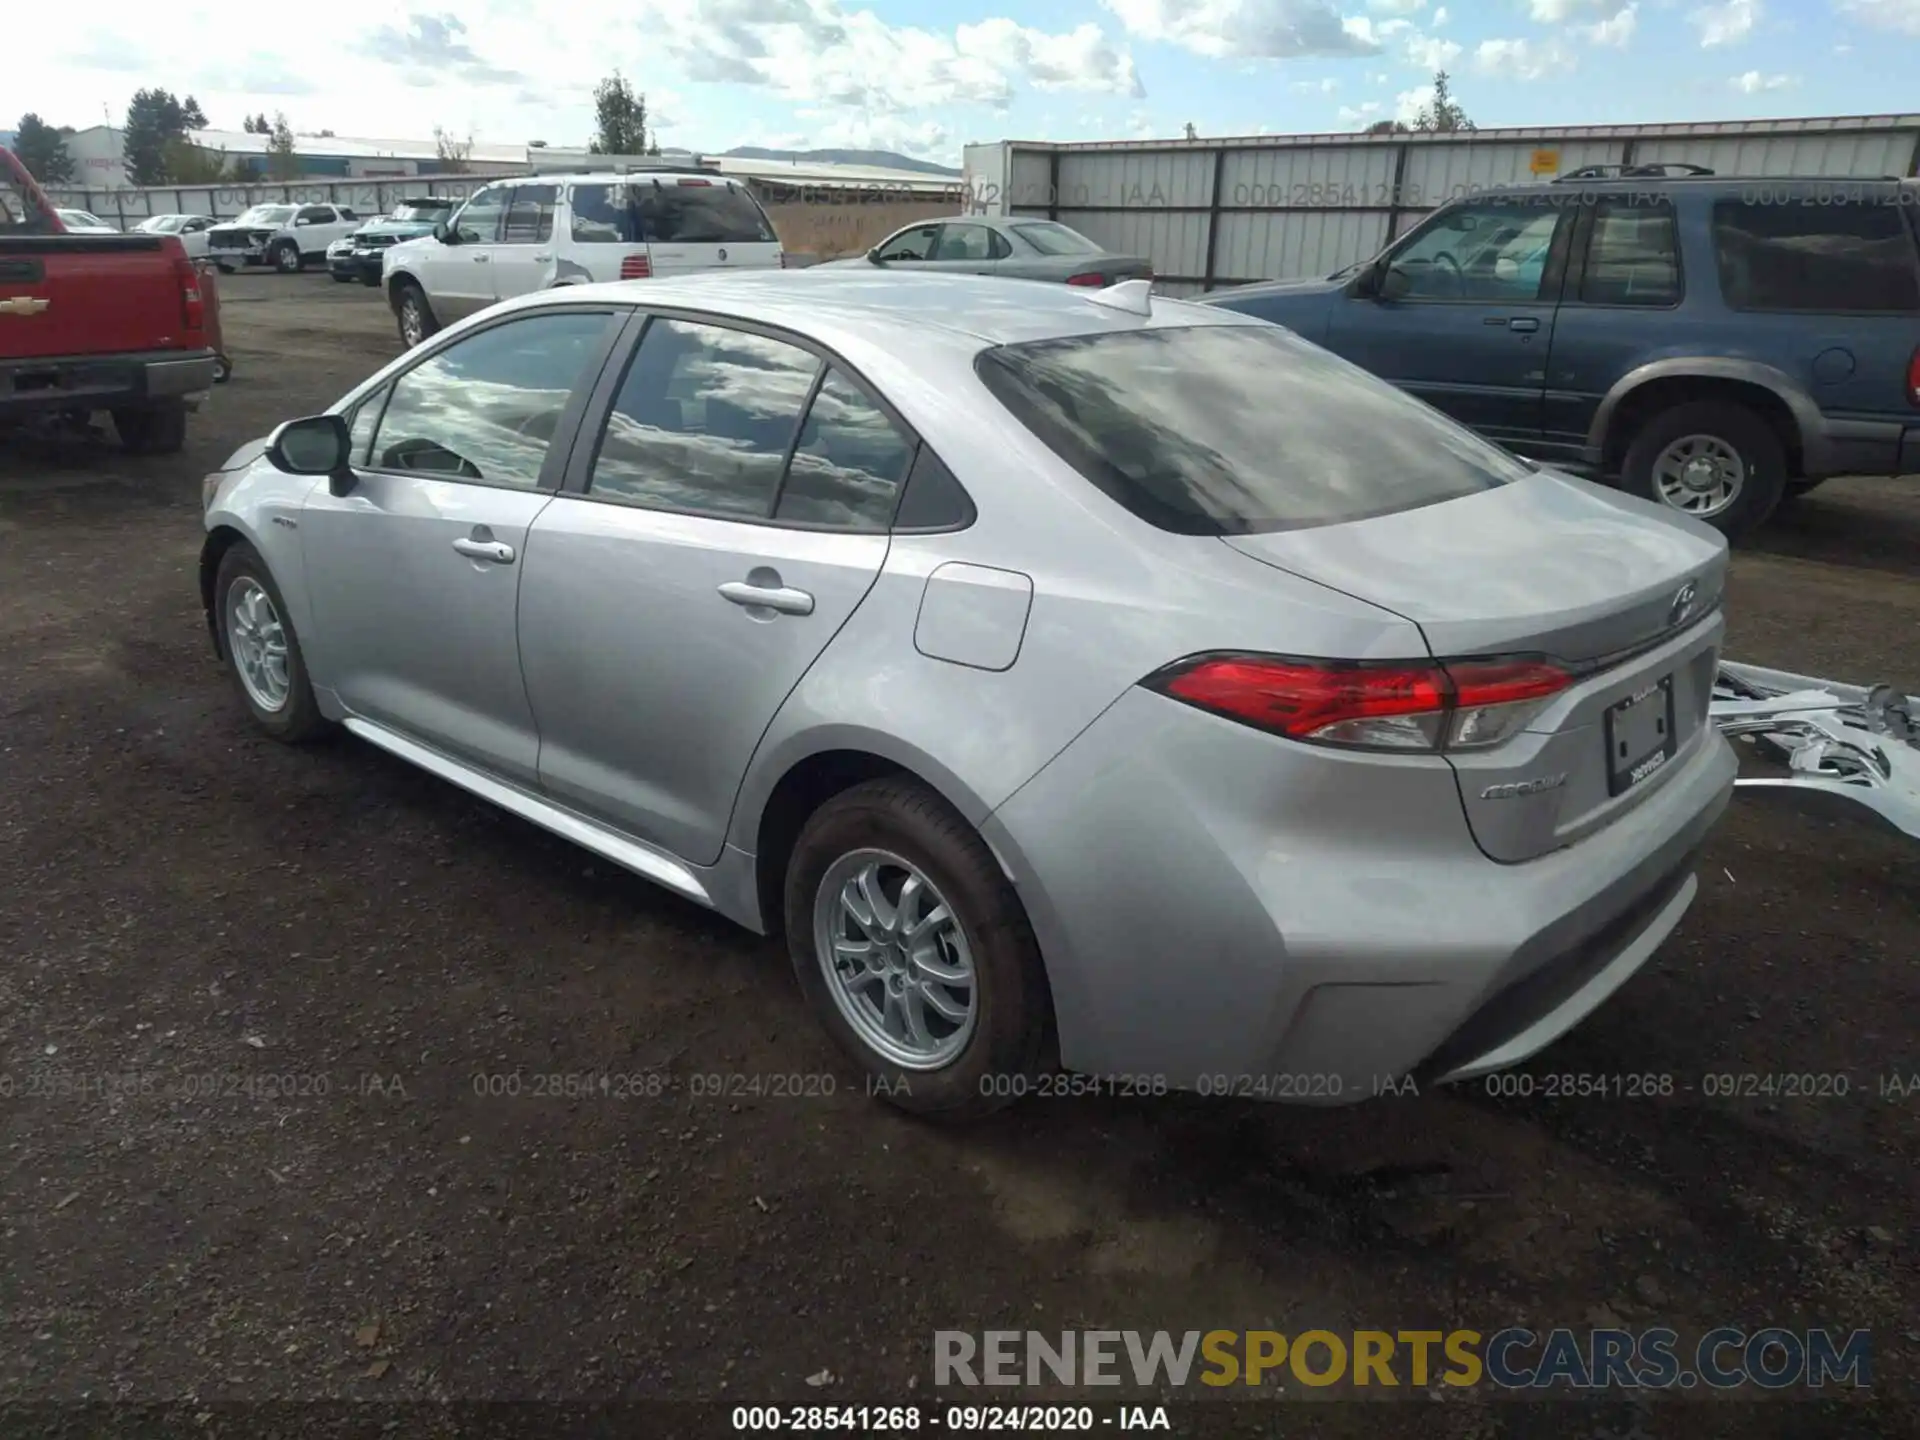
[
  {"left": 1668, "top": 580, "right": 1699, "bottom": 629},
  {"left": 1481, "top": 774, "right": 1568, "bottom": 800}
]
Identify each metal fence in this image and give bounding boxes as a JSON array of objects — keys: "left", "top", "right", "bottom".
[{"left": 964, "top": 114, "right": 1920, "bottom": 296}]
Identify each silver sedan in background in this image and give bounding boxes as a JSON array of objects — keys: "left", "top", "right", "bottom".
[
  {"left": 199, "top": 271, "right": 1734, "bottom": 1116},
  {"left": 826, "top": 215, "right": 1153, "bottom": 288}
]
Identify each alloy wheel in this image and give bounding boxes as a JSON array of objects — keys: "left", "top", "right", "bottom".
[
  {"left": 225, "top": 577, "right": 291, "bottom": 712},
  {"left": 1652, "top": 434, "right": 1746, "bottom": 519},
  {"left": 812, "top": 849, "right": 978, "bottom": 1070}
]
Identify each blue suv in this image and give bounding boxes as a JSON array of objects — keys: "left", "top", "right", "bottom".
[{"left": 1203, "top": 165, "right": 1920, "bottom": 539}]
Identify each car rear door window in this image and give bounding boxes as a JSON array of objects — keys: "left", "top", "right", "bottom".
[
  {"left": 933, "top": 225, "right": 995, "bottom": 262},
  {"left": 1711, "top": 199, "right": 1920, "bottom": 313},
  {"left": 976, "top": 322, "right": 1531, "bottom": 536},
  {"left": 1578, "top": 198, "right": 1680, "bottom": 306},
  {"left": 502, "top": 185, "right": 557, "bottom": 244},
  {"left": 774, "top": 369, "right": 915, "bottom": 529},
  {"left": 588, "top": 318, "right": 821, "bottom": 517},
  {"left": 368, "top": 311, "right": 614, "bottom": 487}
]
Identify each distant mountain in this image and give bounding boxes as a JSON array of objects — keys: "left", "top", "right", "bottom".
[{"left": 722, "top": 146, "right": 961, "bottom": 176}]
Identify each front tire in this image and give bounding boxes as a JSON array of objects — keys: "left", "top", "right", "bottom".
[
  {"left": 216, "top": 262, "right": 235, "bottom": 274},
  {"left": 784, "top": 778, "right": 1051, "bottom": 1118},
  {"left": 112, "top": 400, "right": 187, "bottom": 454},
  {"left": 1619, "top": 400, "right": 1787, "bottom": 541},
  {"left": 274, "top": 240, "right": 303, "bottom": 274},
  {"left": 215, "top": 542, "right": 328, "bottom": 743}
]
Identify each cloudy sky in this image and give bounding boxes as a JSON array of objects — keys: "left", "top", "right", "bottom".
[{"left": 23, "top": 0, "right": 1920, "bottom": 163}]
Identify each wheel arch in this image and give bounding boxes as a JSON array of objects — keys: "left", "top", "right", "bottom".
[{"left": 1588, "top": 360, "right": 1813, "bottom": 477}]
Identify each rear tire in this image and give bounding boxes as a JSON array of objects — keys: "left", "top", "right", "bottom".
[
  {"left": 212, "top": 354, "right": 232, "bottom": 384},
  {"left": 330, "top": 271, "right": 352, "bottom": 284},
  {"left": 216, "top": 262, "right": 235, "bottom": 274},
  {"left": 392, "top": 279, "right": 438, "bottom": 348},
  {"left": 113, "top": 400, "right": 187, "bottom": 454},
  {"left": 783, "top": 778, "right": 1051, "bottom": 1119},
  {"left": 1619, "top": 400, "right": 1787, "bottom": 542},
  {"left": 215, "top": 542, "right": 329, "bottom": 744}
]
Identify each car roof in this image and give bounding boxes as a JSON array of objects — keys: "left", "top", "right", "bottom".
[
  {"left": 505, "top": 172, "right": 745, "bottom": 187},
  {"left": 1478, "top": 173, "right": 1917, "bottom": 201},
  {"left": 500, "top": 269, "right": 1251, "bottom": 348}
]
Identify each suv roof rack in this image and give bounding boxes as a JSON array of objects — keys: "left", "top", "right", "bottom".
[{"left": 1554, "top": 163, "right": 1716, "bottom": 182}]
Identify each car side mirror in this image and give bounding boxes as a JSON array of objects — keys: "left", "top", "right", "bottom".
[
  {"left": 267, "top": 414, "right": 356, "bottom": 495},
  {"left": 433, "top": 219, "right": 456, "bottom": 244},
  {"left": 1377, "top": 264, "right": 1413, "bottom": 301}
]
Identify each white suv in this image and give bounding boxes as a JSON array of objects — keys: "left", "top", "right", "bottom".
[
  {"left": 382, "top": 169, "right": 785, "bottom": 347},
  {"left": 206, "top": 203, "right": 364, "bottom": 273}
]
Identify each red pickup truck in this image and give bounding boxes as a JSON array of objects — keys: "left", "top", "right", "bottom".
[{"left": 1, "top": 144, "right": 218, "bottom": 453}]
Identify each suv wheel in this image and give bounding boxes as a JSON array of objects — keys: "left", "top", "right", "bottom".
[
  {"left": 784, "top": 778, "right": 1051, "bottom": 1119},
  {"left": 215, "top": 542, "right": 329, "bottom": 743},
  {"left": 1620, "top": 400, "right": 1786, "bottom": 540},
  {"left": 274, "top": 240, "right": 303, "bottom": 274},
  {"left": 392, "top": 280, "right": 439, "bottom": 348}
]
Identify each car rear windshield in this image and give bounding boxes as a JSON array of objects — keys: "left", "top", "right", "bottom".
[
  {"left": 569, "top": 180, "right": 777, "bottom": 245},
  {"left": 1013, "top": 221, "right": 1102, "bottom": 256},
  {"left": 975, "top": 323, "right": 1532, "bottom": 536}
]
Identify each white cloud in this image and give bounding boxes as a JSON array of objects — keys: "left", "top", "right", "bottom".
[
  {"left": 1731, "top": 68, "right": 1797, "bottom": 91},
  {"left": 1692, "top": 0, "right": 1760, "bottom": 46},
  {"left": 1291, "top": 76, "right": 1341, "bottom": 91},
  {"left": 1336, "top": 100, "right": 1383, "bottom": 122},
  {"left": 1432, "top": 5, "right": 1449, "bottom": 22},
  {"left": 1101, "top": 0, "right": 1381, "bottom": 58},
  {"left": 1587, "top": 3, "right": 1639, "bottom": 44},
  {"left": 1366, "top": 0, "right": 1425, "bottom": 11},
  {"left": 1406, "top": 34, "right": 1464, "bottom": 67},
  {"left": 955, "top": 19, "right": 1143, "bottom": 98},
  {"left": 1394, "top": 83, "right": 1434, "bottom": 122},
  {"left": 1838, "top": 0, "right": 1920, "bottom": 33},
  {"left": 1475, "top": 36, "right": 1577, "bottom": 78}
]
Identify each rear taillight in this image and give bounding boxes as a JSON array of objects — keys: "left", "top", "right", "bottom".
[
  {"left": 176, "top": 254, "right": 205, "bottom": 334},
  {"left": 1908, "top": 346, "right": 1920, "bottom": 406},
  {"left": 1143, "top": 654, "right": 1572, "bottom": 752},
  {"left": 619, "top": 253, "right": 652, "bottom": 280},
  {"left": 1066, "top": 272, "right": 1106, "bottom": 288}
]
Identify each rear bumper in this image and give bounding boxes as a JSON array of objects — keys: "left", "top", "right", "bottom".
[
  {"left": 984, "top": 685, "right": 1736, "bottom": 1100},
  {"left": 1803, "top": 416, "right": 1914, "bottom": 478},
  {"left": 0, "top": 347, "right": 218, "bottom": 415}
]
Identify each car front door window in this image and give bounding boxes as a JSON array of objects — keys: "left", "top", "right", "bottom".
[
  {"left": 1391, "top": 202, "right": 1563, "bottom": 302},
  {"left": 875, "top": 225, "right": 940, "bottom": 261},
  {"left": 452, "top": 188, "right": 505, "bottom": 244},
  {"left": 369, "top": 311, "right": 614, "bottom": 488}
]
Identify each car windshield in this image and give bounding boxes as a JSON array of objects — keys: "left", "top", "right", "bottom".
[
  {"left": 1013, "top": 222, "right": 1102, "bottom": 256},
  {"left": 389, "top": 202, "right": 449, "bottom": 222},
  {"left": 975, "top": 322, "right": 1531, "bottom": 535},
  {"left": 236, "top": 205, "right": 294, "bottom": 225}
]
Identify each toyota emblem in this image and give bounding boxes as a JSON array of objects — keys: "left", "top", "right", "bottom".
[{"left": 1668, "top": 580, "right": 1698, "bottom": 628}]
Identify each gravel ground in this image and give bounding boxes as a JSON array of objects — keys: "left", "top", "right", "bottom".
[{"left": 1, "top": 273, "right": 1916, "bottom": 1437}]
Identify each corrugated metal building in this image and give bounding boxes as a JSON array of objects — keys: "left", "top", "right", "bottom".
[{"left": 964, "top": 114, "right": 1920, "bottom": 296}]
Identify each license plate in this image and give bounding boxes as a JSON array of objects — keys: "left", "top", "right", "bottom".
[{"left": 1605, "top": 675, "right": 1677, "bottom": 795}]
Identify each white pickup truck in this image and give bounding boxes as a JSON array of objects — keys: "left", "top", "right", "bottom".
[{"left": 205, "top": 202, "right": 364, "bottom": 273}]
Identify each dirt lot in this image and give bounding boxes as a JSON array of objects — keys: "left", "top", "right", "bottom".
[{"left": 2, "top": 273, "right": 1917, "bottom": 1436}]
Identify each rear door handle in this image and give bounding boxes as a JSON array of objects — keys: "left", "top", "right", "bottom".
[
  {"left": 472, "top": 254, "right": 491, "bottom": 263},
  {"left": 1508, "top": 316, "right": 1540, "bottom": 333},
  {"left": 453, "top": 538, "right": 515, "bottom": 564},
  {"left": 718, "top": 580, "right": 814, "bottom": 616},
  {"left": 533, "top": 251, "right": 553, "bottom": 261}
]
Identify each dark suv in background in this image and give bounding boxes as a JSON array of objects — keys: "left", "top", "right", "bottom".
[{"left": 1204, "top": 165, "right": 1920, "bottom": 538}]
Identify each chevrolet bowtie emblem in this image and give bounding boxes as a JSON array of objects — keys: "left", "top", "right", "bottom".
[{"left": 0, "top": 295, "right": 51, "bottom": 317}]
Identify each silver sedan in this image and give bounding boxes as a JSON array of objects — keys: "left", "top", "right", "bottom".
[
  {"left": 822, "top": 215, "right": 1152, "bottom": 287},
  {"left": 200, "top": 270, "right": 1735, "bottom": 1115}
]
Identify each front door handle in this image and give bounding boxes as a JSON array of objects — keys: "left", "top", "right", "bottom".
[
  {"left": 453, "top": 538, "right": 515, "bottom": 564},
  {"left": 533, "top": 251, "right": 553, "bottom": 261},
  {"left": 472, "top": 254, "right": 491, "bottom": 263},
  {"left": 718, "top": 580, "right": 814, "bottom": 616},
  {"left": 1508, "top": 316, "right": 1540, "bottom": 333}
]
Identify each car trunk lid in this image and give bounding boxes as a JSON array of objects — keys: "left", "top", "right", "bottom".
[{"left": 1222, "top": 473, "right": 1728, "bottom": 862}]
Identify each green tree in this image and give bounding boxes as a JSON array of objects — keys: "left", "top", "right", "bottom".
[
  {"left": 181, "top": 95, "right": 208, "bottom": 130},
  {"left": 1365, "top": 118, "right": 1411, "bottom": 136},
  {"left": 589, "top": 71, "right": 655, "bottom": 155},
  {"left": 265, "top": 112, "right": 299, "bottom": 180},
  {"left": 124, "top": 88, "right": 189, "bottom": 186},
  {"left": 12, "top": 113, "right": 76, "bottom": 184},
  {"left": 1413, "top": 69, "right": 1475, "bottom": 133}
]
